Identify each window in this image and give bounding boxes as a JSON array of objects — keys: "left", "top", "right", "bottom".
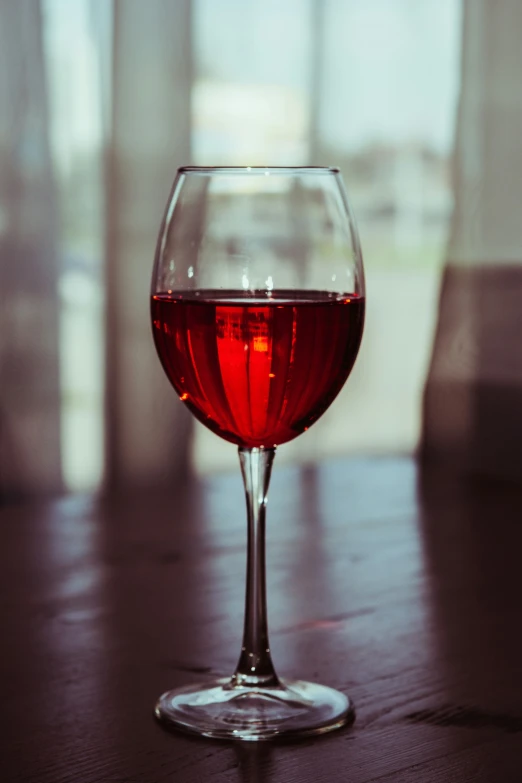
[{"left": 192, "top": 0, "right": 462, "bottom": 472}]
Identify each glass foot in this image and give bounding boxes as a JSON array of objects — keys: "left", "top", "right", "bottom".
[{"left": 155, "top": 677, "right": 354, "bottom": 741}]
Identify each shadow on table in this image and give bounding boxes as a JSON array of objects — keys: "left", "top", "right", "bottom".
[
  {"left": 95, "top": 462, "right": 369, "bottom": 780},
  {"left": 418, "top": 467, "right": 522, "bottom": 726}
]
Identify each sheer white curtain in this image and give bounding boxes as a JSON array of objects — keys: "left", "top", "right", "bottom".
[
  {"left": 0, "top": 0, "right": 193, "bottom": 498},
  {"left": 423, "top": 0, "right": 522, "bottom": 479},
  {"left": 1, "top": 0, "right": 466, "bottom": 497}
]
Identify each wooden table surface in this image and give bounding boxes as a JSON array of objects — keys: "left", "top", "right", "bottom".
[{"left": 2, "top": 456, "right": 522, "bottom": 782}]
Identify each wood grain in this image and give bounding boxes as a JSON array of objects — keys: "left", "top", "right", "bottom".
[{"left": 1, "top": 457, "right": 522, "bottom": 781}]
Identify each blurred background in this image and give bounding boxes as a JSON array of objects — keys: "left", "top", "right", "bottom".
[{"left": 2, "top": 0, "right": 520, "bottom": 499}]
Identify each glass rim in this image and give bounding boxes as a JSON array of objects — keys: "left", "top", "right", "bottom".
[{"left": 177, "top": 166, "right": 341, "bottom": 176}]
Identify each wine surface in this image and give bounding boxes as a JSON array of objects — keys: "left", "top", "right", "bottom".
[{"left": 151, "top": 290, "right": 365, "bottom": 447}]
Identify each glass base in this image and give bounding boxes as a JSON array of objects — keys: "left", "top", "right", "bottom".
[{"left": 155, "top": 677, "right": 354, "bottom": 741}]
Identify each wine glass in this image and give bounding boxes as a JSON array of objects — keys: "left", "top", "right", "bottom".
[{"left": 150, "top": 166, "right": 365, "bottom": 740}]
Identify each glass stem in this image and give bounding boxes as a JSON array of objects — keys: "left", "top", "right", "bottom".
[{"left": 231, "top": 447, "right": 280, "bottom": 689}]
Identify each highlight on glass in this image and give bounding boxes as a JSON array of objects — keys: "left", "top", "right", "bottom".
[{"left": 151, "top": 166, "right": 365, "bottom": 740}]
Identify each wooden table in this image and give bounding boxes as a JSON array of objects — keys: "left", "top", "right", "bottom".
[{"left": 2, "top": 457, "right": 522, "bottom": 782}]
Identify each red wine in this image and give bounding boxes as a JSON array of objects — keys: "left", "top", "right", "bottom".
[{"left": 151, "top": 290, "right": 365, "bottom": 448}]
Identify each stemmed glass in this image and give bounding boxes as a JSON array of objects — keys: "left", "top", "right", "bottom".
[{"left": 151, "top": 166, "right": 365, "bottom": 740}]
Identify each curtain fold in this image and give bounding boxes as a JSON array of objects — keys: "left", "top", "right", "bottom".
[
  {"left": 0, "top": 0, "right": 62, "bottom": 499},
  {"left": 105, "top": 0, "right": 193, "bottom": 490},
  {"left": 422, "top": 0, "right": 522, "bottom": 478}
]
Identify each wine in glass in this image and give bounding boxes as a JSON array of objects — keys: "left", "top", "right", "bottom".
[{"left": 151, "top": 166, "right": 365, "bottom": 740}]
